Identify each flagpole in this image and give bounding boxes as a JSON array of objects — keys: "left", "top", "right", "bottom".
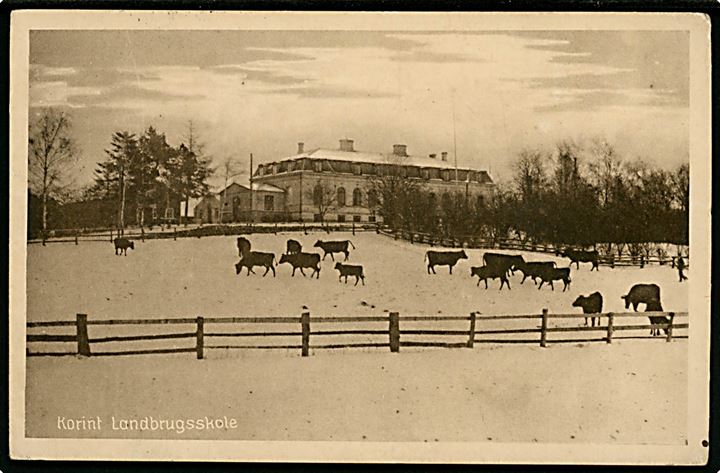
[
  {"left": 452, "top": 88, "right": 458, "bottom": 182},
  {"left": 249, "top": 153, "right": 254, "bottom": 223}
]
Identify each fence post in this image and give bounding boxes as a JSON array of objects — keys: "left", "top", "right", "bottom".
[
  {"left": 352, "top": 222, "right": 356, "bottom": 235},
  {"left": 540, "top": 309, "right": 548, "bottom": 347},
  {"left": 141, "top": 227, "right": 145, "bottom": 242},
  {"left": 666, "top": 312, "right": 675, "bottom": 342},
  {"left": 174, "top": 230, "right": 177, "bottom": 241},
  {"left": 274, "top": 222, "right": 278, "bottom": 235},
  {"left": 196, "top": 316, "right": 204, "bottom": 359},
  {"left": 42, "top": 231, "right": 46, "bottom": 246},
  {"left": 389, "top": 312, "right": 400, "bottom": 353},
  {"left": 75, "top": 231, "right": 79, "bottom": 245},
  {"left": 467, "top": 312, "right": 476, "bottom": 348},
  {"left": 606, "top": 313, "right": 614, "bottom": 344},
  {"left": 76, "top": 313, "right": 91, "bottom": 357},
  {"left": 110, "top": 229, "right": 113, "bottom": 242},
  {"left": 301, "top": 311, "right": 310, "bottom": 357}
]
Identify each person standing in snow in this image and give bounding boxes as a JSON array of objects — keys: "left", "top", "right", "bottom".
[{"left": 677, "top": 256, "right": 687, "bottom": 282}]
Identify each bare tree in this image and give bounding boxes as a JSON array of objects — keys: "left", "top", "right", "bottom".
[
  {"left": 28, "top": 108, "right": 77, "bottom": 236},
  {"left": 306, "top": 179, "right": 337, "bottom": 223}
]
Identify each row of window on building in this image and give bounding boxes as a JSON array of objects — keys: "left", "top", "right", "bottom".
[{"left": 313, "top": 185, "right": 374, "bottom": 208}]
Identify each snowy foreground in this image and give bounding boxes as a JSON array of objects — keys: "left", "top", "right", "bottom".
[
  {"left": 26, "top": 342, "right": 687, "bottom": 443},
  {"left": 25, "top": 231, "right": 689, "bottom": 443}
]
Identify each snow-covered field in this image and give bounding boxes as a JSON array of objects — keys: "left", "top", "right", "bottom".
[{"left": 24, "top": 231, "right": 689, "bottom": 443}]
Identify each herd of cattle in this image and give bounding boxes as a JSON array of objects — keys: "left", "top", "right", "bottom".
[{"left": 113, "top": 235, "right": 672, "bottom": 336}]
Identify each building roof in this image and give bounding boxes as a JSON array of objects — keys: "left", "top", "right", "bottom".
[
  {"left": 218, "top": 181, "right": 285, "bottom": 194},
  {"left": 281, "top": 148, "right": 475, "bottom": 171}
]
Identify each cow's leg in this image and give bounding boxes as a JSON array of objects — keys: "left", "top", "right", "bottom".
[
  {"left": 484, "top": 279, "right": 488, "bottom": 290},
  {"left": 430, "top": 265, "right": 436, "bottom": 274},
  {"left": 291, "top": 267, "right": 296, "bottom": 276},
  {"left": 330, "top": 252, "right": 335, "bottom": 261},
  {"left": 538, "top": 280, "right": 544, "bottom": 290},
  {"left": 549, "top": 280, "right": 554, "bottom": 291},
  {"left": 344, "top": 251, "right": 349, "bottom": 261},
  {"left": 506, "top": 278, "right": 511, "bottom": 290},
  {"left": 427, "top": 264, "right": 431, "bottom": 274},
  {"left": 315, "top": 268, "right": 320, "bottom": 279},
  {"left": 449, "top": 264, "right": 453, "bottom": 275},
  {"left": 299, "top": 268, "right": 307, "bottom": 277},
  {"left": 576, "top": 261, "right": 580, "bottom": 270},
  {"left": 584, "top": 317, "right": 588, "bottom": 326},
  {"left": 361, "top": 275, "right": 365, "bottom": 286},
  {"left": 271, "top": 265, "right": 276, "bottom": 277},
  {"left": 476, "top": 278, "right": 481, "bottom": 287},
  {"left": 262, "top": 266, "right": 270, "bottom": 277},
  {"left": 354, "top": 276, "right": 359, "bottom": 286},
  {"left": 322, "top": 252, "right": 328, "bottom": 260}
]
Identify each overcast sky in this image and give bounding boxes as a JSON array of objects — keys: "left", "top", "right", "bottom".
[{"left": 29, "top": 30, "right": 689, "bottom": 187}]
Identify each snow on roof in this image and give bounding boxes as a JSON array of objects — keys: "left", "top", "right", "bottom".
[
  {"left": 218, "top": 181, "right": 285, "bottom": 194},
  {"left": 277, "top": 148, "right": 477, "bottom": 171}
]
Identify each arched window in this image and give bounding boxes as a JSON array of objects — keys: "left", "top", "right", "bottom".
[
  {"left": 313, "top": 184, "right": 323, "bottom": 206},
  {"left": 367, "top": 189, "right": 378, "bottom": 208},
  {"left": 442, "top": 192, "right": 452, "bottom": 208},
  {"left": 336, "top": 187, "right": 346, "bottom": 207},
  {"left": 353, "top": 188, "right": 362, "bottom": 206},
  {"left": 428, "top": 192, "right": 437, "bottom": 208}
]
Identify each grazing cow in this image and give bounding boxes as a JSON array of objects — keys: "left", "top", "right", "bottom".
[
  {"left": 470, "top": 265, "right": 510, "bottom": 290},
  {"left": 572, "top": 292, "right": 603, "bottom": 327},
  {"left": 621, "top": 284, "right": 661, "bottom": 311},
  {"left": 425, "top": 250, "right": 468, "bottom": 274},
  {"left": 286, "top": 239, "right": 302, "bottom": 255},
  {"left": 114, "top": 237, "right": 134, "bottom": 256},
  {"left": 483, "top": 253, "right": 525, "bottom": 276},
  {"left": 645, "top": 299, "right": 669, "bottom": 336},
  {"left": 515, "top": 261, "right": 556, "bottom": 284},
  {"left": 279, "top": 252, "right": 321, "bottom": 278},
  {"left": 537, "top": 266, "right": 571, "bottom": 291},
  {"left": 237, "top": 237, "right": 251, "bottom": 257},
  {"left": 314, "top": 240, "right": 356, "bottom": 261},
  {"left": 561, "top": 248, "right": 599, "bottom": 271},
  {"left": 334, "top": 262, "right": 365, "bottom": 286},
  {"left": 235, "top": 251, "right": 276, "bottom": 277}
]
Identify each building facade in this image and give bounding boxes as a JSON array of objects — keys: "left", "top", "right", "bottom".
[
  {"left": 194, "top": 182, "right": 286, "bottom": 224},
  {"left": 252, "top": 139, "right": 495, "bottom": 223}
]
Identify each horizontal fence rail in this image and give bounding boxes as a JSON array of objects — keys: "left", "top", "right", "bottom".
[
  {"left": 377, "top": 226, "right": 689, "bottom": 269},
  {"left": 26, "top": 309, "right": 689, "bottom": 359}
]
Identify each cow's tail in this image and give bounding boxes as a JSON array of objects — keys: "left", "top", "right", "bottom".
[
  {"left": 348, "top": 240, "right": 356, "bottom": 249},
  {"left": 424, "top": 251, "right": 429, "bottom": 262}
]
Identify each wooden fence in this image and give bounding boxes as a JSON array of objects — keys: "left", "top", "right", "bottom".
[
  {"left": 377, "top": 226, "right": 689, "bottom": 269},
  {"left": 26, "top": 310, "right": 688, "bottom": 359}
]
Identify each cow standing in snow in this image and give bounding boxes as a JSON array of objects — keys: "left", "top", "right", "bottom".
[{"left": 425, "top": 250, "right": 468, "bottom": 275}]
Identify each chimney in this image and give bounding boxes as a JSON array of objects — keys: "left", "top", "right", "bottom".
[
  {"left": 297, "top": 142, "right": 304, "bottom": 154},
  {"left": 428, "top": 153, "right": 437, "bottom": 159},
  {"left": 339, "top": 139, "right": 354, "bottom": 152},
  {"left": 393, "top": 144, "right": 408, "bottom": 157},
  {"left": 441, "top": 151, "right": 448, "bottom": 162}
]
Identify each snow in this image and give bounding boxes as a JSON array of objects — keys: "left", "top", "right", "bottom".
[{"left": 24, "top": 231, "right": 689, "bottom": 443}]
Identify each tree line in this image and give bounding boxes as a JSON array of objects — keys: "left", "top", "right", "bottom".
[
  {"left": 372, "top": 140, "right": 689, "bottom": 247},
  {"left": 28, "top": 108, "right": 213, "bottom": 237}
]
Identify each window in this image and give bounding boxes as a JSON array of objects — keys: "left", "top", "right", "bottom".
[
  {"left": 367, "top": 189, "right": 378, "bottom": 208},
  {"left": 368, "top": 215, "right": 376, "bottom": 223},
  {"left": 476, "top": 195, "right": 485, "bottom": 208},
  {"left": 428, "top": 193, "right": 437, "bottom": 208},
  {"left": 353, "top": 164, "right": 362, "bottom": 175},
  {"left": 264, "top": 195, "right": 274, "bottom": 211},
  {"left": 313, "top": 184, "right": 323, "bottom": 206},
  {"left": 151, "top": 206, "right": 158, "bottom": 219},
  {"left": 337, "top": 187, "right": 346, "bottom": 207},
  {"left": 314, "top": 161, "right": 323, "bottom": 172},
  {"left": 165, "top": 207, "right": 175, "bottom": 219},
  {"left": 338, "top": 215, "right": 346, "bottom": 223},
  {"left": 353, "top": 215, "right": 361, "bottom": 223},
  {"left": 353, "top": 188, "right": 362, "bottom": 206},
  {"left": 442, "top": 192, "right": 452, "bottom": 208},
  {"left": 313, "top": 213, "right": 322, "bottom": 222}
]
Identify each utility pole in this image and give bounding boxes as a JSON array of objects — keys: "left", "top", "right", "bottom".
[
  {"left": 249, "top": 153, "right": 254, "bottom": 223},
  {"left": 452, "top": 88, "right": 459, "bottom": 182}
]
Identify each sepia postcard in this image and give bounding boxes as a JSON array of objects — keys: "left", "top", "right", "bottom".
[{"left": 8, "top": 10, "right": 711, "bottom": 464}]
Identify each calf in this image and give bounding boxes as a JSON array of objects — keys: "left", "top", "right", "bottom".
[
  {"left": 561, "top": 248, "right": 599, "bottom": 271},
  {"left": 314, "top": 240, "right": 355, "bottom": 261},
  {"left": 334, "top": 262, "right": 365, "bottom": 286},
  {"left": 515, "top": 261, "right": 556, "bottom": 284},
  {"left": 537, "top": 267, "right": 571, "bottom": 291},
  {"left": 572, "top": 292, "right": 603, "bottom": 327},
  {"left": 621, "top": 284, "right": 661, "bottom": 311},
  {"left": 286, "top": 239, "right": 302, "bottom": 255},
  {"left": 279, "top": 252, "right": 321, "bottom": 278},
  {"left": 235, "top": 251, "right": 276, "bottom": 277},
  {"left": 483, "top": 253, "right": 524, "bottom": 276},
  {"left": 470, "top": 265, "right": 510, "bottom": 290},
  {"left": 645, "top": 299, "right": 669, "bottom": 336},
  {"left": 425, "top": 250, "right": 468, "bottom": 274},
  {"left": 114, "top": 237, "right": 134, "bottom": 256},
  {"left": 237, "top": 237, "right": 251, "bottom": 257}
]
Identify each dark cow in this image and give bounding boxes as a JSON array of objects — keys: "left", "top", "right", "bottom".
[
  {"left": 425, "top": 250, "right": 468, "bottom": 274},
  {"left": 237, "top": 237, "right": 251, "bottom": 257},
  {"left": 621, "top": 284, "right": 661, "bottom": 311},
  {"left": 645, "top": 299, "right": 669, "bottom": 336},
  {"left": 572, "top": 292, "right": 603, "bottom": 327},
  {"left": 470, "top": 265, "right": 510, "bottom": 290},
  {"left": 561, "top": 248, "right": 599, "bottom": 271},
  {"left": 314, "top": 240, "right": 356, "bottom": 261},
  {"left": 235, "top": 251, "right": 276, "bottom": 277},
  {"left": 537, "top": 267, "right": 571, "bottom": 291},
  {"left": 483, "top": 253, "right": 525, "bottom": 276},
  {"left": 114, "top": 237, "right": 134, "bottom": 256},
  {"left": 334, "top": 262, "right": 365, "bottom": 286},
  {"left": 286, "top": 239, "right": 302, "bottom": 255},
  {"left": 279, "top": 252, "right": 321, "bottom": 278},
  {"left": 515, "top": 261, "right": 556, "bottom": 284}
]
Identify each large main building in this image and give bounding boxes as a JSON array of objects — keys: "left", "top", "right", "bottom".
[{"left": 196, "top": 139, "right": 495, "bottom": 223}]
